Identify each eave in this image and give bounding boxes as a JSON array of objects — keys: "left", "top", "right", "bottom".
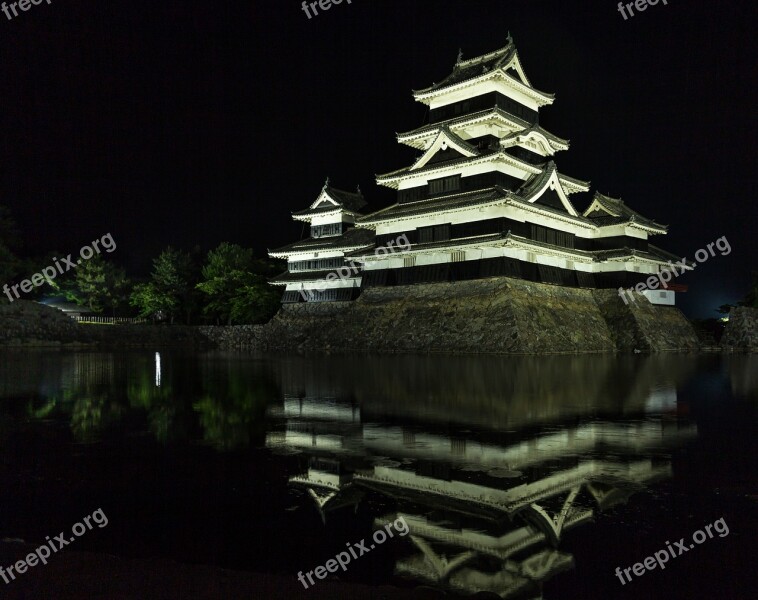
[
  {"left": 357, "top": 188, "right": 511, "bottom": 226},
  {"left": 397, "top": 108, "right": 530, "bottom": 148},
  {"left": 503, "top": 197, "right": 598, "bottom": 231},
  {"left": 376, "top": 150, "right": 542, "bottom": 190},
  {"left": 500, "top": 127, "right": 570, "bottom": 156},
  {"left": 625, "top": 220, "right": 668, "bottom": 235},
  {"left": 268, "top": 266, "right": 362, "bottom": 285},
  {"left": 413, "top": 69, "right": 555, "bottom": 108},
  {"left": 292, "top": 208, "right": 362, "bottom": 223},
  {"left": 557, "top": 174, "right": 590, "bottom": 194},
  {"left": 268, "top": 243, "right": 374, "bottom": 260}
]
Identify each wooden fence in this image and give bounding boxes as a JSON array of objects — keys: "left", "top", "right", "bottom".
[{"left": 71, "top": 315, "right": 148, "bottom": 325}]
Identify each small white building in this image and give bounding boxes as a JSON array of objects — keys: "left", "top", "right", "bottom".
[{"left": 268, "top": 181, "right": 373, "bottom": 303}]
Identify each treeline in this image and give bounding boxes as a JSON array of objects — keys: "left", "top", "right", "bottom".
[{"left": 0, "top": 206, "right": 283, "bottom": 325}]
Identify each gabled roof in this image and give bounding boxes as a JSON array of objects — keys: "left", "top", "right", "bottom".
[
  {"left": 357, "top": 187, "right": 511, "bottom": 225},
  {"left": 376, "top": 148, "right": 542, "bottom": 189},
  {"left": 648, "top": 244, "right": 695, "bottom": 267},
  {"left": 516, "top": 162, "right": 582, "bottom": 216},
  {"left": 397, "top": 107, "right": 530, "bottom": 146},
  {"left": 292, "top": 181, "right": 367, "bottom": 219},
  {"left": 499, "top": 124, "right": 570, "bottom": 154},
  {"left": 594, "top": 247, "right": 686, "bottom": 266},
  {"left": 268, "top": 227, "right": 375, "bottom": 258},
  {"left": 409, "top": 127, "right": 479, "bottom": 171},
  {"left": 583, "top": 192, "right": 667, "bottom": 233},
  {"left": 412, "top": 38, "right": 555, "bottom": 105}
]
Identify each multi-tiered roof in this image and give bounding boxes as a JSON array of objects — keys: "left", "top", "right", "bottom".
[
  {"left": 269, "top": 181, "right": 373, "bottom": 302},
  {"left": 269, "top": 38, "right": 687, "bottom": 305},
  {"left": 348, "top": 38, "right": 682, "bottom": 297}
]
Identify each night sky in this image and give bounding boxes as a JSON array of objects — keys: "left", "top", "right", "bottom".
[{"left": 0, "top": 0, "right": 755, "bottom": 317}]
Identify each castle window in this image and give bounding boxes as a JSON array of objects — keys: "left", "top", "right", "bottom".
[
  {"left": 311, "top": 223, "right": 343, "bottom": 238},
  {"left": 418, "top": 224, "right": 451, "bottom": 244},
  {"left": 428, "top": 175, "right": 461, "bottom": 196}
]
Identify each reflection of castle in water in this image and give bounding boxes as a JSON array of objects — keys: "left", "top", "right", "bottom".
[{"left": 266, "top": 356, "right": 699, "bottom": 598}]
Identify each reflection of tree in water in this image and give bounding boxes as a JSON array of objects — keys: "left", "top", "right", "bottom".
[
  {"left": 70, "top": 390, "right": 125, "bottom": 442},
  {"left": 32, "top": 353, "right": 199, "bottom": 444},
  {"left": 193, "top": 364, "right": 279, "bottom": 450},
  {"left": 10, "top": 352, "right": 279, "bottom": 447},
  {"left": 126, "top": 368, "right": 185, "bottom": 444}
]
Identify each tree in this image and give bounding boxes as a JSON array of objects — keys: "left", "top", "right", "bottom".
[
  {"left": 74, "top": 256, "right": 109, "bottom": 313},
  {"left": 196, "top": 243, "right": 281, "bottom": 325},
  {"left": 130, "top": 247, "right": 199, "bottom": 324},
  {"left": 130, "top": 281, "right": 168, "bottom": 321},
  {"left": 102, "top": 265, "right": 132, "bottom": 317}
]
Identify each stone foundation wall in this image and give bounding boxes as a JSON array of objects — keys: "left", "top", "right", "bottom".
[
  {"left": 197, "top": 324, "right": 269, "bottom": 349},
  {"left": 203, "top": 277, "right": 701, "bottom": 354},
  {"left": 593, "top": 289, "right": 700, "bottom": 352},
  {"left": 0, "top": 300, "right": 82, "bottom": 345},
  {"left": 0, "top": 301, "right": 210, "bottom": 348},
  {"left": 261, "top": 278, "right": 616, "bottom": 354},
  {"left": 0, "top": 282, "right": 718, "bottom": 355},
  {"left": 722, "top": 307, "right": 758, "bottom": 352}
]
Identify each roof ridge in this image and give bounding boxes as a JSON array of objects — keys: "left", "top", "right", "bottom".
[{"left": 455, "top": 39, "right": 515, "bottom": 69}]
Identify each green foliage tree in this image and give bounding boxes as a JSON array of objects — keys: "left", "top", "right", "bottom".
[
  {"left": 130, "top": 247, "right": 200, "bottom": 324},
  {"left": 130, "top": 281, "right": 166, "bottom": 320},
  {"left": 196, "top": 243, "right": 281, "bottom": 325},
  {"left": 102, "top": 265, "right": 132, "bottom": 316},
  {"left": 74, "top": 255, "right": 110, "bottom": 313}
]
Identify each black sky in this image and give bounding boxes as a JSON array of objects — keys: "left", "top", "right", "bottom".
[{"left": 0, "top": 0, "right": 755, "bottom": 317}]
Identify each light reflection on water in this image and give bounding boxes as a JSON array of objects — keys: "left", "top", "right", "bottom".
[{"left": 0, "top": 351, "right": 755, "bottom": 598}]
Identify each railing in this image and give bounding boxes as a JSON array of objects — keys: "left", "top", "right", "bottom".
[{"left": 70, "top": 315, "right": 148, "bottom": 325}]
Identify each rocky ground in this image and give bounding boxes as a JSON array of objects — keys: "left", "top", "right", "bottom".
[
  {"left": 722, "top": 306, "right": 758, "bottom": 352},
  {"left": 0, "top": 301, "right": 211, "bottom": 349},
  {"left": 202, "top": 278, "right": 703, "bottom": 354},
  {"left": 2, "top": 293, "right": 754, "bottom": 355}
]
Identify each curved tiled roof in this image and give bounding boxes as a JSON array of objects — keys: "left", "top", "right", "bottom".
[
  {"left": 269, "top": 266, "right": 361, "bottom": 285},
  {"left": 358, "top": 187, "right": 510, "bottom": 224},
  {"left": 377, "top": 147, "right": 538, "bottom": 183},
  {"left": 325, "top": 186, "right": 367, "bottom": 212},
  {"left": 291, "top": 184, "right": 367, "bottom": 219},
  {"left": 412, "top": 39, "right": 554, "bottom": 101},
  {"left": 585, "top": 192, "right": 666, "bottom": 231},
  {"left": 269, "top": 227, "right": 375, "bottom": 256},
  {"left": 499, "top": 124, "right": 570, "bottom": 149},
  {"left": 398, "top": 107, "right": 531, "bottom": 141}
]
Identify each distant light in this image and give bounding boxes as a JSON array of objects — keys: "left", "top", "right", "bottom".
[
  {"left": 155, "top": 352, "right": 162, "bottom": 387},
  {"left": 720, "top": 317, "right": 729, "bottom": 323}
]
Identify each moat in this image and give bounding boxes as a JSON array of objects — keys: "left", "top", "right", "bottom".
[{"left": 0, "top": 350, "right": 755, "bottom": 598}]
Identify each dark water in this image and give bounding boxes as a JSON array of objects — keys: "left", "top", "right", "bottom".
[{"left": 0, "top": 350, "right": 756, "bottom": 598}]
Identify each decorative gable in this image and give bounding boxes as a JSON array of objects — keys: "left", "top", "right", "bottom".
[
  {"left": 310, "top": 190, "right": 340, "bottom": 210},
  {"left": 410, "top": 129, "right": 479, "bottom": 171},
  {"left": 522, "top": 166, "right": 580, "bottom": 216},
  {"left": 501, "top": 130, "right": 556, "bottom": 157},
  {"left": 500, "top": 51, "right": 532, "bottom": 87}
]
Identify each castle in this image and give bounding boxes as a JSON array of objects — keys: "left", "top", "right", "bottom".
[{"left": 270, "top": 37, "right": 684, "bottom": 309}]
